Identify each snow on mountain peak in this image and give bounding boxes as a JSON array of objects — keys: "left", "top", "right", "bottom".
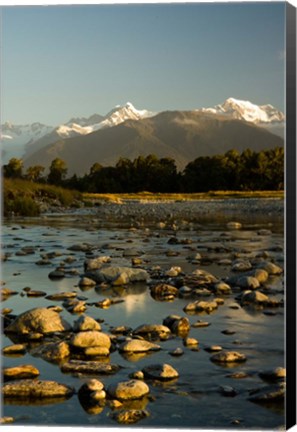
[{"left": 201, "top": 98, "right": 284, "bottom": 124}]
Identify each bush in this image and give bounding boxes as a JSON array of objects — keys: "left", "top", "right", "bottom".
[{"left": 4, "top": 196, "right": 40, "bottom": 217}]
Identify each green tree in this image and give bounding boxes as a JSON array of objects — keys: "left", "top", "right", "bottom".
[
  {"left": 3, "top": 158, "right": 24, "bottom": 178},
  {"left": 47, "top": 158, "right": 68, "bottom": 185},
  {"left": 26, "top": 165, "right": 45, "bottom": 182}
]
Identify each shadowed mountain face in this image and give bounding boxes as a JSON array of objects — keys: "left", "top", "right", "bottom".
[{"left": 24, "top": 111, "right": 284, "bottom": 176}]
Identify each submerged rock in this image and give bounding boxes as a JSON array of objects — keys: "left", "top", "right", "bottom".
[
  {"left": 61, "top": 360, "right": 119, "bottom": 375},
  {"left": 132, "top": 324, "right": 171, "bottom": 340},
  {"left": 73, "top": 315, "right": 101, "bottom": 332},
  {"left": 150, "top": 284, "right": 179, "bottom": 300},
  {"left": 119, "top": 339, "right": 160, "bottom": 353},
  {"left": 248, "top": 382, "right": 285, "bottom": 402},
  {"left": 32, "top": 341, "right": 70, "bottom": 363},
  {"left": 259, "top": 367, "right": 286, "bottom": 382},
  {"left": 111, "top": 409, "right": 149, "bottom": 424},
  {"left": 70, "top": 331, "right": 111, "bottom": 349},
  {"left": 211, "top": 351, "right": 247, "bottom": 364}
]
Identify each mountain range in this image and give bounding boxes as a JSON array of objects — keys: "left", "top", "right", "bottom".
[{"left": 1, "top": 98, "right": 284, "bottom": 174}]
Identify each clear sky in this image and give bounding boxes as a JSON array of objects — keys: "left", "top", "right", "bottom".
[{"left": 1, "top": 2, "right": 286, "bottom": 125}]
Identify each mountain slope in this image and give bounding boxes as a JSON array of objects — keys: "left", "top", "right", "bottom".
[{"left": 24, "top": 110, "right": 284, "bottom": 176}]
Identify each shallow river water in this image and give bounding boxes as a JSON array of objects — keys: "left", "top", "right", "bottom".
[{"left": 1, "top": 209, "right": 285, "bottom": 429}]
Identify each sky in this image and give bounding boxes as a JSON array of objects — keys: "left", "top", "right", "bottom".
[{"left": 1, "top": 1, "right": 286, "bottom": 126}]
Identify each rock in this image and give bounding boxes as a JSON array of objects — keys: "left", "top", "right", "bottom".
[
  {"left": 84, "top": 347, "right": 110, "bottom": 356},
  {"left": 73, "top": 315, "right": 101, "bottom": 332},
  {"left": 111, "top": 409, "right": 149, "bottom": 424},
  {"left": 226, "top": 372, "right": 249, "bottom": 379},
  {"left": 3, "top": 365, "right": 40, "bottom": 381},
  {"left": 220, "top": 386, "right": 238, "bottom": 397},
  {"left": 162, "top": 315, "right": 190, "bottom": 335},
  {"left": 211, "top": 351, "right": 247, "bottom": 363},
  {"left": 256, "top": 262, "right": 283, "bottom": 275},
  {"left": 95, "top": 298, "right": 112, "bottom": 308},
  {"left": 110, "top": 326, "right": 132, "bottom": 335},
  {"left": 259, "top": 367, "right": 286, "bottom": 382},
  {"left": 232, "top": 260, "right": 252, "bottom": 272},
  {"left": 183, "top": 337, "right": 198, "bottom": 347},
  {"left": 2, "top": 379, "right": 74, "bottom": 399},
  {"left": 2, "top": 344, "right": 27, "bottom": 355},
  {"left": 107, "top": 380, "right": 150, "bottom": 400},
  {"left": 240, "top": 290, "right": 269, "bottom": 305},
  {"left": 32, "top": 341, "right": 70, "bottom": 363},
  {"left": 61, "top": 360, "right": 119, "bottom": 375},
  {"left": 133, "top": 324, "right": 171, "bottom": 340},
  {"left": 0, "top": 417, "right": 14, "bottom": 424},
  {"left": 150, "top": 284, "right": 179, "bottom": 299},
  {"left": 184, "top": 300, "right": 218, "bottom": 313},
  {"left": 192, "top": 320, "right": 210, "bottom": 328},
  {"left": 214, "top": 282, "right": 232, "bottom": 295},
  {"left": 248, "top": 382, "right": 285, "bottom": 402},
  {"left": 250, "top": 269, "right": 269, "bottom": 283},
  {"left": 4, "top": 308, "right": 72, "bottom": 336},
  {"left": 78, "top": 277, "right": 97, "bottom": 287},
  {"left": 222, "top": 329, "right": 236, "bottom": 335},
  {"left": 165, "top": 266, "right": 182, "bottom": 277},
  {"left": 78, "top": 379, "right": 105, "bottom": 400},
  {"left": 63, "top": 299, "right": 87, "bottom": 313},
  {"left": 48, "top": 270, "right": 65, "bottom": 279},
  {"left": 68, "top": 243, "right": 93, "bottom": 252},
  {"left": 119, "top": 339, "right": 160, "bottom": 353},
  {"left": 70, "top": 331, "right": 111, "bottom": 349},
  {"left": 123, "top": 248, "right": 143, "bottom": 257},
  {"left": 130, "top": 371, "right": 144, "bottom": 380},
  {"left": 84, "top": 256, "right": 111, "bottom": 271},
  {"left": 204, "top": 345, "right": 222, "bottom": 353},
  {"left": 142, "top": 363, "right": 179, "bottom": 381},
  {"left": 26, "top": 289, "right": 47, "bottom": 298},
  {"left": 45, "top": 292, "right": 77, "bottom": 301},
  {"left": 169, "top": 347, "right": 184, "bottom": 356},
  {"left": 0, "top": 288, "right": 18, "bottom": 301},
  {"left": 237, "top": 276, "right": 260, "bottom": 290},
  {"left": 94, "top": 266, "right": 149, "bottom": 285}
]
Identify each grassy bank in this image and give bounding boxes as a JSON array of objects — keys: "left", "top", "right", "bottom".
[{"left": 3, "top": 178, "right": 82, "bottom": 216}]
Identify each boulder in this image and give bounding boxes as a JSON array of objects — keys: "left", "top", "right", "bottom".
[
  {"left": 107, "top": 379, "right": 149, "bottom": 400},
  {"left": 2, "top": 379, "right": 74, "bottom": 399},
  {"left": 4, "top": 308, "right": 71, "bottom": 336},
  {"left": 119, "top": 339, "right": 160, "bottom": 353},
  {"left": 70, "top": 331, "right": 111, "bottom": 349},
  {"left": 142, "top": 363, "right": 179, "bottom": 381},
  {"left": 73, "top": 315, "right": 101, "bottom": 332}
]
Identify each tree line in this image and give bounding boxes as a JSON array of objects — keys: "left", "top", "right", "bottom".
[{"left": 3, "top": 147, "right": 284, "bottom": 192}]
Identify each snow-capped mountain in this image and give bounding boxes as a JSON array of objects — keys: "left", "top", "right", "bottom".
[
  {"left": 1, "top": 103, "right": 156, "bottom": 163},
  {"left": 201, "top": 97, "right": 285, "bottom": 124}
]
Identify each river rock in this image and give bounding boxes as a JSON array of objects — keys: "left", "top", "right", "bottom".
[
  {"left": 78, "top": 379, "right": 106, "bottom": 401},
  {"left": 111, "top": 409, "right": 149, "bottom": 424},
  {"left": 84, "top": 256, "right": 111, "bottom": 271},
  {"left": 63, "top": 299, "right": 87, "bottom": 313},
  {"left": 232, "top": 260, "right": 252, "bottom": 272},
  {"left": 2, "top": 344, "right": 27, "bottom": 355},
  {"left": 237, "top": 276, "right": 260, "bottom": 290},
  {"left": 107, "top": 379, "right": 150, "bottom": 400},
  {"left": 211, "top": 351, "right": 247, "bottom": 363},
  {"left": 87, "top": 266, "right": 149, "bottom": 285},
  {"left": 133, "top": 324, "right": 171, "bottom": 340},
  {"left": 123, "top": 248, "right": 143, "bottom": 257},
  {"left": 142, "top": 363, "right": 179, "bottom": 380},
  {"left": 240, "top": 290, "right": 269, "bottom": 305},
  {"left": 3, "top": 365, "right": 40, "bottom": 381},
  {"left": 184, "top": 300, "right": 218, "bottom": 313},
  {"left": 78, "top": 277, "right": 97, "bottom": 287},
  {"left": 214, "top": 282, "right": 232, "bottom": 295},
  {"left": 61, "top": 360, "right": 119, "bottom": 375},
  {"left": 4, "top": 308, "right": 72, "bottom": 336},
  {"left": 70, "top": 331, "right": 111, "bottom": 349},
  {"left": 150, "top": 284, "right": 179, "bottom": 299},
  {"left": 2, "top": 379, "right": 74, "bottom": 399},
  {"left": 249, "top": 269, "right": 269, "bottom": 283},
  {"left": 248, "top": 382, "right": 285, "bottom": 402},
  {"left": 119, "top": 339, "right": 160, "bottom": 353},
  {"left": 45, "top": 292, "right": 77, "bottom": 301},
  {"left": 32, "top": 341, "right": 70, "bottom": 362},
  {"left": 48, "top": 270, "right": 65, "bottom": 279},
  {"left": 256, "top": 262, "right": 283, "bottom": 275},
  {"left": 73, "top": 315, "right": 101, "bottom": 332},
  {"left": 259, "top": 367, "right": 286, "bottom": 382}
]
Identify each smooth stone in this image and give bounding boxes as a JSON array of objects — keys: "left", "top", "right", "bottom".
[
  {"left": 61, "top": 360, "right": 119, "bottom": 375},
  {"left": 192, "top": 320, "right": 210, "bottom": 328},
  {"left": 2, "top": 379, "right": 74, "bottom": 399},
  {"left": 46, "top": 292, "right": 77, "bottom": 301},
  {"left": 4, "top": 307, "right": 72, "bottom": 335},
  {"left": 220, "top": 386, "right": 238, "bottom": 397},
  {"left": 96, "top": 266, "right": 149, "bottom": 284},
  {"left": 0, "top": 417, "right": 14, "bottom": 424},
  {"left": 70, "top": 331, "right": 111, "bottom": 349},
  {"left": 150, "top": 284, "right": 179, "bottom": 298},
  {"left": 79, "top": 379, "right": 105, "bottom": 393},
  {"left": 184, "top": 300, "right": 218, "bottom": 313},
  {"left": 119, "top": 339, "right": 160, "bottom": 353},
  {"left": 84, "top": 346, "right": 110, "bottom": 356},
  {"left": 84, "top": 256, "right": 111, "bottom": 271},
  {"left": 237, "top": 276, "right": 260, "bottom": 290},
  {"left": 2, "top": 344, "right": 27, "bottom": 355},
  {"left": 73, "top": 315, "right": 101, "bottom": 332},
  {"left": 3, "top": 365, "right": 40, "bottom": 381},
  {"left": 63, "top": 299, "right": 87, "bottom": 313},
  {"left": 211, "top": 351, "right": 247, "bottom": 363},
  {"left": 183, "top": 337, "right": 198, "bottom": 346},
  {"left": 48, "top": 270, "right": 65, "bottom": 279},
  {"left": 256, "top": 262, "right": 283, "bottom": 275},
  {"left": 214, "top": 282, "right": 232, "bottom": 295},
  {"left": 130, "top": 371, "right": 145, "bottom": 380},
  {"left": 133, "top": 324, "right": 171, "bottom": 340},
  {"left": 107, "top": 380, "right": 150, "bottom": 400},
  {"left": 259, "top": 367, "right": 286, "bottom": 381},
  {"left": 240, "top": 290, "right": 269, "bottom": 305},
  {"left": 142, "top": 363, "right": 179, "bottom": 380},
  {"left": 163, "top": 315, "right": 190, "bottom": 335},
  {"left": 169, "top": 347, "right": 184, "bottom": 356},
  {"left": 231, "top": 260, "right": 252, "bottom": 272},
  {"left": 204, "top": 345, "right": 222, "bottom": 352},
  {"left": 112, "top": 409, "right": 149, "bottom": 424},
  {"left": 26, "top": 290, "right": 47, "bottom": 297},
  {"left": 79, "top": 277, "right": 97, "bottom": 287}
]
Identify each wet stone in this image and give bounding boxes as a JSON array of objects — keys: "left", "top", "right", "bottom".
[
  {"left": 3, "top": 364, "right": 40, "bottom": 381},
  {"left": 119, "top": 339, "right": 160, "bottom": 353},
  {"left": 61, "top": 360, "right": 119, "bottom": 375},
  {"left": 2, "top": 379, "right": 75, "bottom": 400},
  {"left": 107, "top": 379, "right": 150, "bottom": 401},
  {"left": 142, "top": 363, "right": 179, "bottom": 381},
  {"left": 111, "top": 409, "right": 149, "bottom": 424},
  {"left": 211, "top": 351, "right": 247, "bottom": 363},
  {"left": 2, "top": 344, "right": 27, "bottom": 355},
  {"left": 73, "top": 315, "right": 101, "bottom": 332}
]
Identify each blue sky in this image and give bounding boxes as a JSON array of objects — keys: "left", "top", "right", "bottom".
[{"left": 1, "top": 2, "right": 285, "bottom": 125}]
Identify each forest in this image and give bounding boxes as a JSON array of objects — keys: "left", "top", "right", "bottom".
[{"left": 3, "top": 147, "right": 284, "bottom": 193}]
